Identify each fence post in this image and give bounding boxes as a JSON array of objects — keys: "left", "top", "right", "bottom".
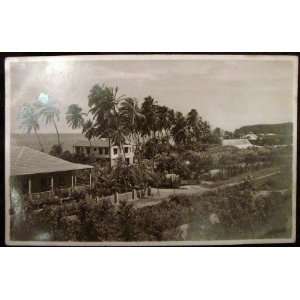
[
  {"left": 114, "top": 191, "right": 119, "bottom": 205},
  {"left": 51, "top": 177, "right": 54, "bottom": 193},
  {"left": 89, "top": 171, "right": 92, "bottom": 190},
  {"left": 132, "top": 189, "right": 136, "bottom": 200},
  {"left": 28, "top": 178, "right": 32, "bottom": 196}
]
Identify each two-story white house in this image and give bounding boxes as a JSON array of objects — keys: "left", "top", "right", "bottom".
[{"left": 73, "top": 138, "right": 134, "bottom": 167}]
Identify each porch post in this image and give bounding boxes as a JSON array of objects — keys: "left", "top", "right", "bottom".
[
  {"left": 28, "top": 178, "right": 32, "bottom": 195},
  {"left": 71, "top": 175, "right": 74, "bottom": 190},
  {"left": 89, "top": 170, "right": 92, "bottom": 189},
  {"left": 51, "top": 176, "right": 54, "bottom": 193},
  {"left": 74, "top": 175, "right": 77, "bottom": 187}
]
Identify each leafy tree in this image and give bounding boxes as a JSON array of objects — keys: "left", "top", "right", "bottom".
[
  {"left": 117, "top": 201, "right": 137, "bottom": 241},
  {"left": 49, "top": 144, "right": 63, "bottom": 157},
  {"left": 186, "top": 109, "right": 200, "bottom": 143},
  {"left": 213, "top": 127, "right": 222, "bottom": 137},
  {"left": 60, "top": 150, "right": 73, "bottom": 162},
  {"left": 210, "top": 127, "right": 222, "bottom": 144}
]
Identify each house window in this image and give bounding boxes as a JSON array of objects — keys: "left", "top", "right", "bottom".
[
  {"left": 125, "top": 158, "right": 130, "bottom": 165},
  {"left": 98, "top": 148, "right": 102, "bottom": 155},
  {"left": 94, "top": 148, "right": 97, "bottom": 151},
  {"left": 124, "top": 147, "right": 129, "bottom": 154},
  {"left": 104, "top": 148, "right": 109, "bottom": 155},
  {"left": 86, "top": 147, "right": 90, "bottom": 155},
  {"left": 75, "top": 147, "right": 80, "bottom": 154},
  {"left": 113, "top": 148, "right": 118, "bottom": 155}
]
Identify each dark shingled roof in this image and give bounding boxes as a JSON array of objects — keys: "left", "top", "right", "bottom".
[
  {"left": 74, "top": 138, "right": 132, "bottom": 147},
  {"left": 73, "top": 138, "right": 110, "bottom": 147},
  {"left": 10, "top": 146, "right": 93, "bottom": 176}
]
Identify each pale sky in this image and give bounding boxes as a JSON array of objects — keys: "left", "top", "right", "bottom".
[{"left": 8, "top": 56, "right": 297, "bottom": 133}]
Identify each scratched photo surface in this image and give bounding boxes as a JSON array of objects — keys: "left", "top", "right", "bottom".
[{"left": 5, "top": 55, "right": 298, "bottom": 245}]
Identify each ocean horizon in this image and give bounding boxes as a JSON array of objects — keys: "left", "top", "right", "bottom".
[{"left": 11, "top": 133, "right": 89, "bottom": 153}]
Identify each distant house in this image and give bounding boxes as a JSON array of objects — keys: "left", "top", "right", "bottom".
[
  {"left": 265, "top": 133, "right": 276, "bottom": 136},
  {"left": 242, "top": 133, "right": 258, "bottom": 141},
  {"left": 222, "top": 139, "right": 254, "bottom": 149},
  {"left": 10, "top": 146, "right": 93, "bottom": 199},
  {"left": 73, "top": 138, "right": 134, "bottom": 167}
]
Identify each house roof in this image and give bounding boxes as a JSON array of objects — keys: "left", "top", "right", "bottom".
[
  {"left": 10, "top": 146, "right": 93, "bottom": 176},
  {"left": 74, "top": 138, "right": 110, "bottom": 147},
  {"left": 222, "top": 139, "right": 254, "bottom": 149},
  {"left": 74, "top": 138, "right": 132, "bottom": 147}
]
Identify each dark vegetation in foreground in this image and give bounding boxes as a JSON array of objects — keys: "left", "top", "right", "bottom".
[{"left": 11, "top": 169, "right": 292, "bottom": 242}]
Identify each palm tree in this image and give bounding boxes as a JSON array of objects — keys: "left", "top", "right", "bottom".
[
  {"left": 34, "top": 95, "right": 61, "bottom": 146},
  {"left": 88, "top": 84, "right": 129, "bottom": 161},
  {"left": 119, "top": 97, "right": 144, "bottom": 143},
  {"left": 82, "top": 119, "right": 95, "bottom": 148},
  {"left": 171, "top": 112, "right": 188, "bottom": 145},
  {"left": 140, "top": 96, "right": 159, "bottom": 138},
  {"left": 18, "top": 103, "right": 44, "bottom": 152},
  {"left": 156, "top": 105, "right": 171, "bottom": 138},
  {"left": 66, "top": 104, "right": 86, "bottom": 129},
  {"left": 165, "top": 108, "right": 175, "bottom": 138}
]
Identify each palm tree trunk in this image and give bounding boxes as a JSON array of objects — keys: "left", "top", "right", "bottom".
[
  {"left": 118, "top": 139, "right": 126, "bottom": 162},
  {"left": 34, "top": 128, "right": 44, "bottom": 152},
  {"left": 53, "top": 119, "right": 61, "bottom": 146},
  {"left": 89, "top": 139, "right": 92, "bottom": 158}
]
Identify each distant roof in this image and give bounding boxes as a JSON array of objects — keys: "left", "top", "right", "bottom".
[
  {"left": 74, "top": 138, "right": 132, "bottom": 147},
  {"left": 222, "top": 139, "right": 254, "bottom": 149},
  {"left": 10, "top": 146, "right": 93, "bottom": 176},
  {"left": 242, "top": 133, "right": 258, "bottom": 140},
  {"left": 74, "top": 138, "right": 110, "bottom": 147}
]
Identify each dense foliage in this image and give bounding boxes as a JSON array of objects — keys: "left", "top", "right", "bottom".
[{"left": 11, "top": 169, "right": 292, "bottom": 242}]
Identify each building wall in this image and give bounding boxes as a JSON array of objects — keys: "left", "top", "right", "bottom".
[{"left": 74, "top": 145, "right": 134, "bottom": 165}]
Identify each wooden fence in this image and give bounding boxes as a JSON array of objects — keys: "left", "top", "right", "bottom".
[
  {"left": 95, "top": 188, "right": 152, "bottom": 205},
  {"left": 29, "top": 186, "right": 152, "bottom": 208}
]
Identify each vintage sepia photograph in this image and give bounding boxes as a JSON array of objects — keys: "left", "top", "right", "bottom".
[{"left": 5, "top": 54, "right": 298, "bottom": 245}]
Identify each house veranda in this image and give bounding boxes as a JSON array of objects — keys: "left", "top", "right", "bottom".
[{"left": 10, "top": 146, "right": 94, "bottom": 203}]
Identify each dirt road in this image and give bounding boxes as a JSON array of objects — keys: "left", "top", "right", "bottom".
[{"left": 134, "top": 169, "right": 281, "bottom": 209}]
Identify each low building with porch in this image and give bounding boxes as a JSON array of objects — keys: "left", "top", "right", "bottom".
[
  {"left": 73, "top": 138, "right": 134, "bottom": 167},
  {"left": 10, "top": 146, "right": 93, "bottom": 202},
  {"left": 242, "top": 133, "right": 258, "bottom": 141},
  {"left": 222, "top": 138, "right": 254, "bottom": 149}
]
